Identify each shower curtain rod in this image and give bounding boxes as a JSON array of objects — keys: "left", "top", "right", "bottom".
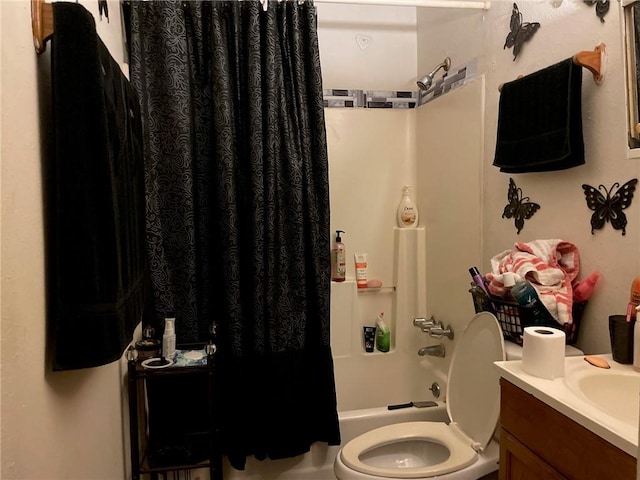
[{"left": 314, "top": 0, "right": 490, "bottom": 9}]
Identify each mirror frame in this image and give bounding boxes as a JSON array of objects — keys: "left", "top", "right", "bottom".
[{"left": 622, "top": 0, "right": 640, "bottom": 158}]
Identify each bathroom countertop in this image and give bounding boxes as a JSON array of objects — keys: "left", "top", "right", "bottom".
[{"left": 495, "top": 354, "right": 639, "bottom": 457}]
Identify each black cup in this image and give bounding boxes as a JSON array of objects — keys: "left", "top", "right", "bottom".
[{"left": 609, "top": 315, "right": 635, "bottom": 364}]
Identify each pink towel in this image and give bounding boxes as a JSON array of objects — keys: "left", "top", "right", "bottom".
[{"left": 488, "top": 239, "right": 580, "bottom": 325}]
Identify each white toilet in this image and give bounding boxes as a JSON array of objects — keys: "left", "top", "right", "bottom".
[
  {"left": 334, "top": 311, "right": 505, "bottom": 480},
  {"left": 334, "top": 312, "right": 585, "bottom": 480}
]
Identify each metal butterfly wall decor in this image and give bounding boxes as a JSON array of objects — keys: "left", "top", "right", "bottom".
[
  {"left": 504, "top": 3, "right": 541, "bottom": 61},
  {"left": 98, "top": 0, "right": 109, "bottom": 22},
  {"left": 582, "top": 179, "right": 638, "bottom": 236},
  {"left": 503, "top": 178, "right": 540, "bottom": 234},
  {"left": 584, "top": 0, "right": 610, "bottom": 23}
]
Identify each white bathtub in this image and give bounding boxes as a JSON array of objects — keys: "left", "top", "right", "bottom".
[{"left": 221, "top": 403, "right": 448, "bottom": 480}]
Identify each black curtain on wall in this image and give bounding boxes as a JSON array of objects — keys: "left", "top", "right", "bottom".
[{"left": 127, "top": 0, "right": 340, "bottom": 469}]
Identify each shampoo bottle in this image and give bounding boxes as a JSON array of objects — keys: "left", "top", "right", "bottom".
[
  {"left": 162, "top": 317, "right": 176, "bottom": 360},
  {"left": 397, "top": 185, "right": 419, "bottom": 228},
  {"left": 331, "top": 230, "right": 346, "bottom": 282}
]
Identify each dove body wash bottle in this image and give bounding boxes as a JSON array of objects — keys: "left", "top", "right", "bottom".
[{"left": 396, "top": 185, "right": 419, "bottom": 228}]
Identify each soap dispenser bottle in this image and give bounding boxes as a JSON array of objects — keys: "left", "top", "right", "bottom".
[
  {"left": 331, "top": 230, "right": 346, "bottom": 282},
  {"left": 162, "top": 317, "right": 176, "bottom": 360},
  {"left": 397, "top": 185, "right": 419, "bottom": 228}
]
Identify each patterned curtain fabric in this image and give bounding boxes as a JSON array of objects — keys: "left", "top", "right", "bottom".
[{"left": 128, "top": 0, "right": 340, "bottom": 469}]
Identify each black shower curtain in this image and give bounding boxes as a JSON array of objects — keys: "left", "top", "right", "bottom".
[{"left": 128, "top": 0, "right": 340, "bottom": 469}]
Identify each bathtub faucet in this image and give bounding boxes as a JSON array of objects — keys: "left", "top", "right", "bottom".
[
  {"left": 413, "top": 316, "right": 436, "bottom": 332},
  {"left": 418, "top": 343, "right": 445, "bottom": 358},
  {"left": 413, "top": 316, "right": 454, "bottom": 340}
]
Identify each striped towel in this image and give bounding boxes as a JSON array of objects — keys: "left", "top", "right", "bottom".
[{"left": 489, "top": 239, "right": 580, "bottom": 325}]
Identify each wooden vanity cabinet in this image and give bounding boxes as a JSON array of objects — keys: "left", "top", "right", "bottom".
[{"left": 499, "top": 378, "right": 636, "bottom": 480}]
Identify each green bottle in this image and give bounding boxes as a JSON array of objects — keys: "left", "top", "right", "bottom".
[{"left": 375, "top": 312, "right": 390, "bottom": 352}]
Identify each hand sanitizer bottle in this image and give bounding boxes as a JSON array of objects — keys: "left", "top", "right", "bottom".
[
  {"left": 162, "top": 317, "right": 176, "bottom": 360},
  {"left": 397, "top": 185, "right": 419, "bottom": 228}
]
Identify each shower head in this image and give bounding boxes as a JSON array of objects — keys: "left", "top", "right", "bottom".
[
  {"left": 416, "top": 74, "right": 434, "bottom": 91},
  {"left": 417, "top": 57, "right": 451, "bottom": 91}
]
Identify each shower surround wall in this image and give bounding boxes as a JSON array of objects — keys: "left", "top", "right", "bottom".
[
  {"left": 318, "top": 2, "right": 485, "bottom": 413},
  {"left": 319, "top": 2, "right": 426, "bottom": 414}
]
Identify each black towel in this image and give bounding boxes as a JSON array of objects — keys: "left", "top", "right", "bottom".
[
  {"left": 48, "top": 2, "right": 149, "bottom": 370},
  {"left": 493, "top": 58, "right": 585, "bottom": 173}
]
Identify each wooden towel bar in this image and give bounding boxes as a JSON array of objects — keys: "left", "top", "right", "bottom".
[
  {"left": 573, "top": 42, "right": 606, "bottom": 85},
  {"left": 31, "top": 0, "right": 53, "bottom": 54},
  {"left": 498, "top": 43, "right": 606, "bottom": 92}
]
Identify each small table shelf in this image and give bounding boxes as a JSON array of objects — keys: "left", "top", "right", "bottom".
[{"left": 127, "top": 345, "right": 222, "bottom": 480}]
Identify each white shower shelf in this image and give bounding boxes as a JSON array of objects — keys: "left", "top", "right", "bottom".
[{"left": 357, "top": 286, "right": 396, "bottom": 294}]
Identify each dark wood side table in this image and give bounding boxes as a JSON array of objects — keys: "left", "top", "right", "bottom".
[{"left": 126, "top": 344, "right": 222, "bottom": 480}]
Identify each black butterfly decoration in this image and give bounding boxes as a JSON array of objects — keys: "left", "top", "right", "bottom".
[
  {"left": 98, "top": 0, "right": 109, "bottom": 22},
  {"left": 582, "top": 179, "right": 638, "bottom": 236},
  {"left": 584, "top": 0, "right": 610, "bottom": 23},
  {"left": 504, "top": 3, "right": 541, "bottom": 61},
  {"left": 503, "top": 178, "right": 540, "bottom": 234}
]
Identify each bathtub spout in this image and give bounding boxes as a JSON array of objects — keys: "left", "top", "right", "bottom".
[{"left": 418, "top": 344, "right": 445, "bottom": 358}]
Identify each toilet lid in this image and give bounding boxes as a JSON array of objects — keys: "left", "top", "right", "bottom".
[{"left": 446, "top": 312, "right": 505, "bottom": 451}]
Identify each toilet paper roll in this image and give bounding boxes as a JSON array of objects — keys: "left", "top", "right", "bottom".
[{"left": 521, "top": 326, "right": 566, "bottom": 379}]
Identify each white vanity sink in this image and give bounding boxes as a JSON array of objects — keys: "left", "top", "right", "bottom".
[
  {"left": 495, "top": 354, "right": 640, "bottom": 457},
  {"left": 564, "top": 366, "right": 640, "bottom": 425}
]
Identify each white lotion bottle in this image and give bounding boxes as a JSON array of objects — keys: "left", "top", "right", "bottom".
[
  {"left": 397, "top": 185, "right": 419, "bottom": 228},
  {"left": 162, "top": 317, "right": 176, "bottom": 360}
]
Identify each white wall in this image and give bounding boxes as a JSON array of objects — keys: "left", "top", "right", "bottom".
[
  {"left": 417, "top": 0, "right": 640, "bottom": 355},
  {"left": 416, "top": 76, "right": 486, "bottom": 379},
  {"left": 1, "top": 1, "right": 130, "bottom": 478},
  {"left": 317, "top": 3, "right": 417, "bottom": 90}
]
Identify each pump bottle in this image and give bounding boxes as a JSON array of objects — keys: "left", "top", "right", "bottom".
[
  {"left": 331, "top": 230, "right": 346, "bottom": 282},
  {"left": 397, "top": 185, "right": 419, "bottom": 228},
  {"left": 162, "top": 317, "right": 176, "bottom": 360}
]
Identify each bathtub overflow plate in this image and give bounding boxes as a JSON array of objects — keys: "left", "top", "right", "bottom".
[{"left": 429, "top": 382, "right": 440, "bottom": 399}]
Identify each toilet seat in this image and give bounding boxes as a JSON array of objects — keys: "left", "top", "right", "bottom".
[
  {"left": 337, "top": 312, "right": 505, "bottom": 479},
  {"left": 340, "top": 421, "right": 478, "bottom": 478}
]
